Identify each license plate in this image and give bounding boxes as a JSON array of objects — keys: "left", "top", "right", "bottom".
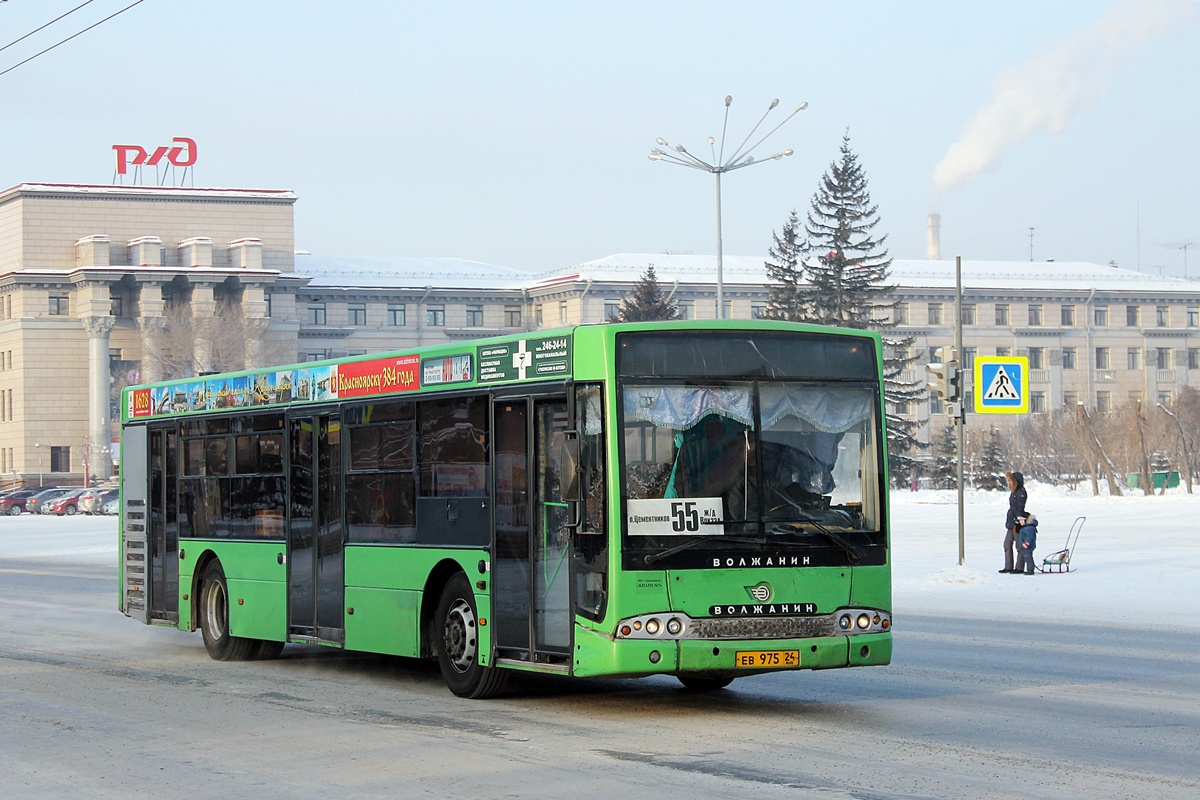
[{"left": 735, "top": 649, "right": 799, "bottom": 668}]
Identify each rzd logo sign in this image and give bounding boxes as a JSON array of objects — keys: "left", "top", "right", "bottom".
[{"left": 112, "top": 137, "right": 197, "bottom": 175}]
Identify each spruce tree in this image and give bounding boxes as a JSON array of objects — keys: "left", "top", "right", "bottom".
[
  {"left": 975, "top": 427, "right": 1007, "bottom": 490},
  {"left": 930, "top": 424, "right": 958, "bottom": 489},
  {"left": 767, "top": 132, "right": 926, "bottom": 475},
  {"left": 763, "top": 210, "right": 806, "bottom": 321},
  {"left": 614, "top": 264, "right": 679, "bottom": 322}
]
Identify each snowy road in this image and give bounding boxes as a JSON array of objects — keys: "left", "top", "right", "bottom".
[{"left": 1, "top": 491, "right": 1198, "bottom": 799}]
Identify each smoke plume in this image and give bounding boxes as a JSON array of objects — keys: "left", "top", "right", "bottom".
[{"left": 932, "top": 0, "right": 1197, "bottom": 197}]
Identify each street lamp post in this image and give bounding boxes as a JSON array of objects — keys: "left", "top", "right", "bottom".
[{"left": 650, "top": 96, "right": 807, "bottom": 319}]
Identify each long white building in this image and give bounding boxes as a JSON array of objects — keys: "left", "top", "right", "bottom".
[{"left": 2, "top": 182, "right": 1197, "bottom": 485}]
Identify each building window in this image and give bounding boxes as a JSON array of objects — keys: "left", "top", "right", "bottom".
[
  {"left": 1096, "top": 391, "right": 1112, "bottom": 413},
  {"left": 1189, "top": 348, "right": 1199, "bottom": 370},
  {"left": 504, "top": 306, "right": 522, "bottom": 327},
  {"left": 1128, "top": 390, "right": 1143, "bottom": 403},
  {"left": 50, "top": 446, "right": 71, "bottom": 473},
  {"left": 721, "top": 300, "right": 732, "bottom": 319},
  {"left": 426, "top": 305, "right": 445, "bottom": 327},
  {"left": 559, "top": 301, "right": 568, "bottom": 324},
  {"left": 1094, "top": 305, "right": 1108, "bottom": 326},
  {"left": 962, "top": 347, "right": 977, "bottom": 369},
  {"left": 677, "top": 301, "right": 693, "bottom": 320},
  {"left": 604, "top": 300, "right": 620, "bottom": 321},
  {"left": 110, "top": 295, "right": 124, "bottom": 317},
  {"left": 307, "top": 302, "right": 326, "bottom": 326},
  {"left": 1060, "top": 305, "right": 1075, "bottom": 326},
  {"left": 1128, "top": 348, "right": 1141, "bottom": 370},
  {"left": 1095, "top": 347, "right": 1110, "bottom": 370},
  {"left": 1126, "top": 305, "right": 1140, "bottom": 327},
  {"left": 1030, "top": 391, "right": 1045, "bottom": 414},
  {"left": 1158, "top": 390, "right": 1174, "bottom": 406},
  {"left": 995, "top": 346, "right": 1011, "bottom": 357},
  {"left": 929, "top": 394, "right": 944, "bottom": 415},
  {"left": 1027, "top": 304, "right": 1042, "bottom": 326},
  {"left": 348, "top": 303, "right": 367, "bottom": 326},
  {"left": 1188, "top": 306, "right": 1199, "bottom": 327},
  {"left": 894, "top": 303, "right": 908, "bottom": 324},
  {"left": 1063, "top": 391, "right": 1079, "bottom": 408},
  {"left": 49, "top": 293, "right": 69, "bottom": 316},
  {"left": 1027, "top": 347, "right": 1044, "bottom": 370},
  {"left": 961, "top": 304, "right": 976, "bottom": 325},
  {"left": 388, "top": 303, "right": 406, "bottom": 326},
  {"left": 927, "top": 303, "right": 942, "bottom": 325},
  {"left": 1157, "top": 347, "right": 1172, "bottom": 369},
  {"left": 465, "top": 305, "right": 484, "bottom": 327},
  {"left": 1062, "top": 346, "right": 1076, "bottom": 369},
  {"left": 265, "top": 292, "right": 272, "bottom": 318},
  {"left": 751, "top": 301, "right": 767, "bottom": 319},
  {"left": 306, "top": 350, "right": 329, "bottom": 362},
  {"left": 535, "top": 304, "right": 544, "bottom": 326},
  {"left": 995, "top": 304, "right": 1009, "bottom": 326},
  {"left": 1156, "top": 305, "right": 1169, "bottom": 327}
]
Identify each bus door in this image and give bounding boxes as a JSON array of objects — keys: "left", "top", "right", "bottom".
[
  {"left": 492, "top": 396, "right": 572, "bottom": 664},
  {"left": 122, "top": 424, "right": 179, "bottom": 625},
  {"left": 287, "top": 412, "right": 345, "bottom": 643}
]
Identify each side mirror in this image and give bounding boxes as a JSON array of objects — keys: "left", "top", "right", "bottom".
[{"left": 559, "top": 434, "right": 582, "bottom": 502}]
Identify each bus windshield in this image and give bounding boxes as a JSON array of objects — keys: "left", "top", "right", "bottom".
[{"left": 620, "top": 380, "right": 884, "bottom": 568}]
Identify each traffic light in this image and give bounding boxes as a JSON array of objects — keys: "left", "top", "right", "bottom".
[{"left": 926, "top": 346, "right": 960, "bottom": 402}]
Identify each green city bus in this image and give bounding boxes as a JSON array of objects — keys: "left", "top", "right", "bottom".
[{"left": 118, "top": 320, "right": 892, "bottom": 697}]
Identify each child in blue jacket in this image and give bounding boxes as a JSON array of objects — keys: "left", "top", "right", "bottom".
[{"left": 1016, "top": 513, "right": 1038, "bottom": 575}]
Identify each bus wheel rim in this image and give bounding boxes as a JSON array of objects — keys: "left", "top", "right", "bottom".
[
  {"left": 444, "top": 598, "right": 476, "bottom": 673},
  {"left": 205, "top": 580, "right": 227, "bottom": 640}
]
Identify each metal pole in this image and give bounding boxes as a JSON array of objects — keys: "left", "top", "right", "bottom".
[
  {"left": 956, "top": 255, "right": 966, "bottom": 565},
  {"left": 715, "top": 170, "right": 724, "bottom": 318}
]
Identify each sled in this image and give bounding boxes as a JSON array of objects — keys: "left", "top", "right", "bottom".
[{"left": 1039, "top": 516, "right": 1085, "bottom": 573}]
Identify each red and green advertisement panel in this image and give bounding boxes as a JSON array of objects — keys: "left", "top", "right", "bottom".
[{"left": 125, "top": 334, "right": 573, "bottom": 421}]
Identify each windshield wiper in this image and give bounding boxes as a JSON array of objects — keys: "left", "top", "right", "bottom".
[
  {"left": 770, "top": 521, "right": 861, "bottom": 563},
  {"left": 643, "top": 536, "right": 764, "bottom": 567}
]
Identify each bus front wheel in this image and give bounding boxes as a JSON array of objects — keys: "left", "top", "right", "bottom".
[
  {"left": 434, "top": 573, "right": 508, "bottom": 699},
  {"left": 199, "top": 561, "right": 256, "bottom": 661}
]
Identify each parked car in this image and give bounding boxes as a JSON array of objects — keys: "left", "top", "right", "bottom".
[
  {"left": 102, "top": 495, "right": 120, "bottom": 515},
  {"left": 26, "top": 487, "right": 81, "bottom": 515},
  {"left": 0, "top": 489, "right": 46, "bottom": 515},
  {"left": 45, "top": 488, "right": 89, "bottom": 516},
  {"left": 78, "top": 487, "right": 118, "bottom": 514}
]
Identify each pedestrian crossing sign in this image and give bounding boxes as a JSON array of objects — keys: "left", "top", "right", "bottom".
[{"left": 974, "top": 356, "right": 1029, "bottom": 414}]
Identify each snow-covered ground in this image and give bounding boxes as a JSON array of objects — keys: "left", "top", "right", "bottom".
[{"left": 2, "top": 483, "right": 1197, "bottom": 629}]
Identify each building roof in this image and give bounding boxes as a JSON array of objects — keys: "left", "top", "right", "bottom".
[
  {"left": 0, "top": 183, "right": 297, "bottom": 203},
  {"left": 280, "top": 251, "right": 1200, "bottom": 297}
]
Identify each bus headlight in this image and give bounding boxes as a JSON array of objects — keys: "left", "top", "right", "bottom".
[
  {"left": 645, "top": 618, "right": 662, "bottom": 635},
  {"left": 666, "top": 617, "right": 684, "bottom": 636},
  {"left": 857, "top": 613, "right": 871, "bottom": 630}
]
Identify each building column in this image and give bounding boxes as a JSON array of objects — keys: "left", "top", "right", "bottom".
[
  {"left": 192, "top": 283, "right": 217, "bottom": 374},
  {"left": 241, "top": 285, "right": 270, "bottom": 369},
  {"left": 82, "top": 316, "right": 116, "bottom": 482}
]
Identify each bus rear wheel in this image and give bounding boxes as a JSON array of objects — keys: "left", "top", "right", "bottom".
[
  {"left": 677, "top": 675, "right": 734, "bottom": 692},
  {"left": 435, "top": 573, "right": 508, "bottom": 699},
  {"left": 199, "top": 561, "right": 256, "bottom": 661}
]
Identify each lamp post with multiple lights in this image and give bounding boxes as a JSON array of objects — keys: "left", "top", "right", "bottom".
[{"left": 650, "top": 96, "right": 807, "bottom": 318}]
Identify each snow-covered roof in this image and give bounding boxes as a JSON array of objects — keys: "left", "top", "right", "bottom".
[
  {"left": 0, "top": 183, "right": 296, "bottom": 202},
  {"left": 297, "top": 254, "right": 534, "bottom": 290},
  {"left": 538, "top": 253, "right": 1199, "bottom": 295},
  {"left": 291, "top": 251, "right": 1200, "bottom": 297}
]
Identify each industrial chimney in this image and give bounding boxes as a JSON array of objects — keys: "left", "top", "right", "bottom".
[{"left": 926, "top": 213, "right": 942, "bottom": 261}]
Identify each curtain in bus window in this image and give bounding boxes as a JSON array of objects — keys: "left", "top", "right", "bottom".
[
  {"left": 759, "top": 385, "right": 873, "bottom": 513},
  {"left": 622, "top": 386, "right": 753, "bottom": 429}
]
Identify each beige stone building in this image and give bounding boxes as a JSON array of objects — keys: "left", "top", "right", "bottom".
[{"left": 3, "top": 182, "right": 1198, "bottom": 488}]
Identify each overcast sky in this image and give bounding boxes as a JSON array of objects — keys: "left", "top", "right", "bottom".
[{"left": 3, "top": 1, "right": 1198, "bottom": 276}]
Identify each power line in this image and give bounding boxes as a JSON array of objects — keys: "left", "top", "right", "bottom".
[
  {"left": 0, "top": 0, "right": 146, "bottom": 80},
  {"left": 0, "top": 1, "right": 98, "bottom": 56}
]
